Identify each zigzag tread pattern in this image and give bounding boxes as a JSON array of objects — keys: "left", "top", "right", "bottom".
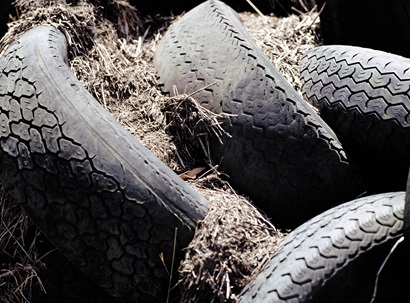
[
  {"left": 0, "top": 25, "right": 208, "bottom": 302},
  {"left": 154, "top": 0, "right": 363, "bottom": 228},
  {"left": 238, "top": 191, "right": 404, "bottom": 302},
  {"left": 300, "top": 45, "right": 410, "bottom": 191},
  {"left": 300, "top": 45, "right": 410, "bottom": 127}
]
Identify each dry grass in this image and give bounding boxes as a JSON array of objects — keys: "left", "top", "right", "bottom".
[
  {"left": 0, "top": 191, "right": 45, "bottom": 303},
  {"left": 179, "top": 178, "right": 283, "bottom": 303},
  {"left": 0, "top": 0, "right": 321, "bottom": 302},
  {"left": 240, "top": 7, "right": 321, "bottom": 93}
]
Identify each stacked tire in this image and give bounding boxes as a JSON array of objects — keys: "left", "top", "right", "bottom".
[
  {"left": 154, "top": 1, "right": 410, "bottom": 302},
  {"left": 1, "top": 0, "right": 409, "bottom": 302},
  {"left": 154, "top": 0, "right": 364, "bottom": 230},
  {"left": 0, "top": 25, "right": 208, "bottom": 302}
]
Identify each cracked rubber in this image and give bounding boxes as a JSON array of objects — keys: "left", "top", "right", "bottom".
[
  {"left": 300, "top": 45, "right": 410, "bottom": 193},
  {"left": 0, "top": 25, "right": 208, "bottom": 302},
  {"left": 153, "top": 0, "right": 364, "bottom": 229},
  {"left": 238, "top": 191, "right": 405, "bottom": 303}
]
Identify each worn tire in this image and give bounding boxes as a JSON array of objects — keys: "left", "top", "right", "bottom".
[
  {"left": 154, "top": 0, "right": 363, "bottom": 229},
  {"left": 32, "top": 238, "right": 123, "bottom": 303},
  {"left": 300, "top": 45, "right": 410, "bottom": 193},
  {"left": 0, "top": 25, "right": 208, "bottom": 302},
  {"left": 238, "top": 191, "right": 405, "bottom": 303}
]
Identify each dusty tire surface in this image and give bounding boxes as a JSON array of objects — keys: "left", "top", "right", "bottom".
[
  {"left": 238, "top": 191, "right": 405, "bottom": 303},
  {"left": 300, "top": 45, "right": 410, "bottom": 192},
  {"left": 154, "top": 0, "right": 363, "bottom": 229},
  {"left": 0, "top": 25, "right": 208, "bottom": 302}
]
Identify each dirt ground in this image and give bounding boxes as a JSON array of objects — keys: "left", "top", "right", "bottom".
[{"left": 0, "top": 0, "right": 322, "bottom": 302}]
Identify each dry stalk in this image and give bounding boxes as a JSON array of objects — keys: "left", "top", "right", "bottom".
[
  {"left": 240, "top": 8, "right": 321, "bottom": 93},
  {"left": 161, "top": 94, "right": 230, "bottom": 171},
  {"left": 0, "top": 1, "right": 322, "bottom": 302},
  {"left": 179, "top": 177, "right": 285, "bottom": 303},
  {"left": 370, "top": 236, "right": 404, "bottom": 303},
  {"left": 0, "top": 187, "right": 45, "bottom": 303}
]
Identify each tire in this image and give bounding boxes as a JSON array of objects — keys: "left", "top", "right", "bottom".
[
  {"left": 300, "top": 45, "right": 410, "bottom": 193},
  {"left": 153, "top": 0, "right": 363, "bottom": 229},
  {"left": 315, "top": 0, "right": 410, "bottom": 58},
  {"left": 238, "top": 191, "right": 405, "bottom": 303},
  {"left": 33, "top": 237, "right": 123, "bottom": 303},
  {"left": 0, "top": 25, "right": 208, "bottom": 302}
]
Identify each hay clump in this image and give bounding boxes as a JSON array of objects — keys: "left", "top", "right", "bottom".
[
  {"left": 178, "top": 179, "right": 284, "bottom": 303},
  {"left": 164, "top": 8, "right": 322, "bottom": 303},
  {"left": 3, "top": 0, "right": 143, "bottom": 51},
  {"left": 240, "top": 8, "right": 321, "bottom": 93},
  {"left": 0, "top": 1, "right": 321, "bottom": 302},
  {"left": 0, "top": 1, "right": 159, "bottom": 301},
  {"left": 0, "top": 190, "right": 45, "bottom": 303},
  {"left": 161, "top": 94, "right": 229, "bottom": 170}
]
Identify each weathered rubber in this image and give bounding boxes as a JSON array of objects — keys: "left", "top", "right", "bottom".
[
  {"left": 153, "top": 0, "right": 364, "bottom": 229},
  {"left": 0, "top": 25, "right": 208, "bottom": 302},
  {"left": 238, "top": 191, "right": 405, "bottom": 303},
  {"left": 300, "top": 45, "right": 410, "bottom": 193}
]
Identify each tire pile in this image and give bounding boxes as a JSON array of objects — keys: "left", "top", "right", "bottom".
[
  {"left": 0, "top": 0, "right": 409, "bottom": 303},
  {"left": 154, "top": 1, "right": 409, "bottom": 302}
]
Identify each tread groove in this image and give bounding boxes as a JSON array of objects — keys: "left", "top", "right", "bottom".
[{"left": 154, "top": 0, "right": 363, "bottom": 228}]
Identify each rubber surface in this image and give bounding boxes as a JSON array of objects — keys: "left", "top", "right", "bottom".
[
  {"left": 154, "top": 0, "right": 363, "bottom": 229},
  {"left": 300, "top": 45, "right": 410, "bottom": 193},
  {"left": 32, "top": 237, "right": 123, "bottom": 303},
  {"left": 238, "top": 191, "right": 405, "bottom": 303},
  {"left": 0, "top": 25, "right": 208, "bottom": 302}
]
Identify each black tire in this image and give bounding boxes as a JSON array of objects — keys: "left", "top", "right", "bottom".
[
  {"left": 0, "top": 25, "right": 208, "bottom": 302},
  {"left": 238, "top": 191, "right": 405, "bottom": 303},
  {"left": 315, "top": 0, "right": 410, "bottom": 58},
  {"left": 153, "top": 0, "right": 363, "bottom": 229},
  {"left": 300, "top": 45, "right": 410, "bottom": 193},
  {"left": 32, "top": 237, "right": 123, "bottom": 303}
]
